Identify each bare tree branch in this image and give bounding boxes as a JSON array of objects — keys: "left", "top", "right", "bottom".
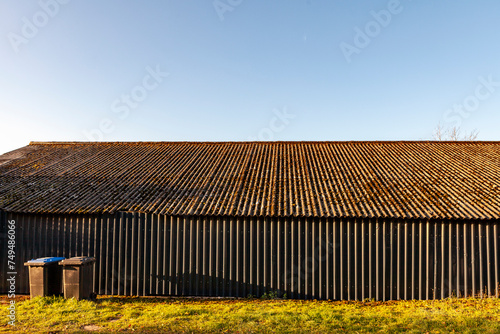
[
  {"left": 432, "top": 123, "right": 445, "bottom": 141},
  {"left": 463, "top": 128, "right": 479, "bottom": 141},
  {"left": 448, "top": 126, "right": 461, "bottom": 141},
  {"left": 432, "top": 124, "right": 479, "bottom": 141}
]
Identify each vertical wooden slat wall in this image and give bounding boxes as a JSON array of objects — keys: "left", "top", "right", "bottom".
[{"left": 1, "top": 212, "right": 499, "bottom": 300}]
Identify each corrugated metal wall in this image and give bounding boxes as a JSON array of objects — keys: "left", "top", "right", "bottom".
[{"left": 1, "top": 212, "right": 499, "bottom": 300}]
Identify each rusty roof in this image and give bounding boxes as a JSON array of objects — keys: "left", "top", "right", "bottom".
[{"left": 0, "top": 141, "right": 499, "bottom": 219}]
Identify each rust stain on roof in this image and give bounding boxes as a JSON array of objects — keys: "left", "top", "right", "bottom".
[{"left": 0, "top": 141, "right": 499, "bottom": 219}]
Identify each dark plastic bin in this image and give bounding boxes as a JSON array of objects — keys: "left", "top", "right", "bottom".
[
  {"left": 24, "top": 257, "right": 66, "bottom": 298},
  {"left": 59, "top": 257, "right": 96, "bottom": 300}
]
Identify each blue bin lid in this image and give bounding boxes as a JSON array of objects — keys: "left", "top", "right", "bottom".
[
  {"left": 59, "top": 256, "right": 96, "bottom": 266},
  {"left": 26, "top": 257, "right": 65, "bottom": 264}
]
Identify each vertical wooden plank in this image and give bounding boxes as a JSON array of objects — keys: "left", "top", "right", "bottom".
[
  {"left": 327, "top": 219, "right": 333, "bottom": 300},
  {"left": 98, "top": 215, "right": 105, "bottom": 295},
  {"left": 411, "top": 221, "right": 416, "bottom": 300},
  {"left": 181, "top": 216, "right": 188, "bottom": 296},
  {"left": 365, "top": 221, "right": 370, "bottom": 300},
  {"left": 441, "top": 222, "right": 446, "bottom": 299},
  {"left": 397, "top": 221, "right": 401, "bottom": 300},
  {"left": 478, "top": 223, "right": 484, "bottom": 298},
  {"left": 463, "top": 223, "right": 468, "bottom": 297},
  {"left": 116, "top": 214, "right": 123, "bottom": 295},
  {"left": 449, "top": 222, "right": 453, "bottom": 299},
  {"left": 209, "top": 217, "right": 216, "bottom": 297},
  {"left": 130, "top": 213, "right": 137, "bottom": 296},
  {"left": 189, "top": 216, "right": 196, "bottom": 296},
  {"left": 265, "top": 217, "right": 270, "bottom": 295},
  {"left": 195, "top": 217, "right": 202, "bottom": 296},
  {"left": 471, "top": 223, "right": 476, "bottom": 297},
  {"left": 425, "top": 220, "right": 430, "bottom": 300},
  {"left": 249, "top": 218, "right": 255, "bottom": 297},
  {"left": 122, "top": 214, "right": 129, "bottom": 295},
  {"left": 216, "top": 217, "right": 222, "bottom": 297},
  {"left": 139, "top": 213, "right": 146, "bottom": 296},
  {"left": 313, "top": 218, "right": 318, "bottom": 299},
  {"left": 169, "top": 216, "right": 176, "bottom": 295},
  {"left": 163, "top": 215, "right": 170, "bottom": 296},
  {"left": 433, "top": 221, "right": 438, "bottom": 300},
  {"left": 149, "top": 214, "right": 157, "bottom": 295},
  {"left": 354, "top": 219, "right": 358, "bottom": 301},
  {"left": 239, "top": 218, "right": 245, "bottom": 297},
  {"left": 291, "top": 217, "right": 296, "bottom": 299},
  {"left": 485, "top": 223, "right": 491, "bottom": 297},
  {"left": 156, "top": 214, "right": 162, "bottom": 295},
  {"left": 283, "top": 218, "right": 289, "bottom": 297},
  {"left": 457, "top": 222, "right": 462, "bottom": 298},
  {"left": 494, "top": 224, "right": 499, "bottom": 298}
]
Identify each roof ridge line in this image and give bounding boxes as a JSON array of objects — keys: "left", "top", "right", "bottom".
[{"left": 28, "top": 141, "right": 500, "bottom": 146}]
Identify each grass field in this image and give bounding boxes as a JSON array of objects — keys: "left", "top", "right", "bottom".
[{"left": 1, "top": 295, "right": 500, "bottom": 333}]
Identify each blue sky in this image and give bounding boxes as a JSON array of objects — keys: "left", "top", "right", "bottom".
[{"left": 1, "top": 0, "right": 500, "bottom": 154}]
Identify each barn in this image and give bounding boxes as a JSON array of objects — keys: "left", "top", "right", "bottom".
[{"left": 1, "top": 141, "right": 499, "bottom": 300}]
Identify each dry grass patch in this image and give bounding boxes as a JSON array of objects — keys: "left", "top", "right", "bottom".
[{"left": 0, "top": 295, "right": 499, "bottom": 333}]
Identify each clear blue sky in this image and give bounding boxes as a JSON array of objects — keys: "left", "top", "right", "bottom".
[{"left": 1, "top": 0, "right": 500, "bottom": 154}]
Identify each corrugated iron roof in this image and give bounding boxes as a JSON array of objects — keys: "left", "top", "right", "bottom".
[{"left": 0, "top": 141, "right": 499, "bottom": 219}]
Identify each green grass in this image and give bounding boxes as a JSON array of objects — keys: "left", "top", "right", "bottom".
[{"left": 1, "top": 295, "right": 500, "bottom": 333}]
